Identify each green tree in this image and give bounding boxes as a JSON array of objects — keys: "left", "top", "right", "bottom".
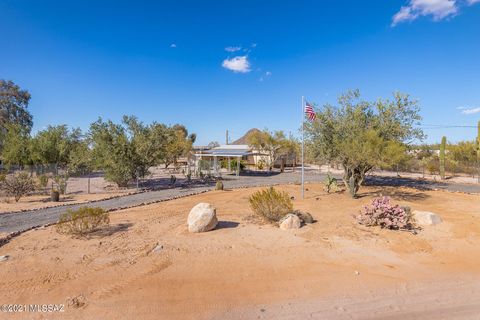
[
  {"left": 381, "top": 141, "right": 411, "bottom": 176},
  {"left": 1, "top": 124, "right": 31, "bottom": 168},
  {"left": 89, "top": 116, "right": 177, "bottom": 187},
  {"left": 30, "top": 125, "right": 81, "bottom": 169},
  {"left": 305, "top": 90, "right": 423, "bottom": 198},
  {"left": 163, "top": 124, "right": 195, "bottom": 168},
  {"left": 0, "top": 80, "right": 33, "bottom": 150},
  {"left": 68, "top": 140, "right": 94, "bottom": 176},
  {"left": 247, "top": 129, "right": 287, "bottom": 171}
]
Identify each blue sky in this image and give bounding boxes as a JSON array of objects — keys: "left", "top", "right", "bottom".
[{"left": 0, "top": 0, "right": 479, "bottom": 145}]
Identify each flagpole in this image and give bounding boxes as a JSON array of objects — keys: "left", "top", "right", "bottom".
[{"left": 301, "top": 96, "right": 305, "bottom": 199}]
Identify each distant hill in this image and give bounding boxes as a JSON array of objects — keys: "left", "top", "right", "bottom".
[{"left": 231, "top": 128, "right": 261, "bottom": 145}]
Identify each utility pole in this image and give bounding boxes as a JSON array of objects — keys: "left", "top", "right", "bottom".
[{"left": 226, "top": 130, "right": 229, "bottom": 145}]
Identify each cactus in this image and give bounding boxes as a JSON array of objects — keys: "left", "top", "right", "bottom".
[
  {"left": 440, "top": 136, "right": 446, "bottom": 180},
  {"left": 215, "top": 180, "right": 224, "bottom": 190}
]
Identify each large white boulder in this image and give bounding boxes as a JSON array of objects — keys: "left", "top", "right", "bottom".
[
  {"left": 187, "top": 203, "right": 218, "bottom": 233},
  {"left": 413, "top": 210, "right": 442, "bottom": 226},
  {"left": 279, "top": 214, "right": 302, "bottom": 230}
]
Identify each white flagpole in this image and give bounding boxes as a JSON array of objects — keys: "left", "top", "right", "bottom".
[{"left": 301, "top": 96, "right": 305, "bottom": 199}]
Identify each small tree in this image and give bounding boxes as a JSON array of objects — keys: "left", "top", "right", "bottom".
[
  {"left": 1, "top": 124, "right": 31, "bottom": 168},
  {"left": 0, "top": 80, "right": 33, "bottom": 150},
  {"left": 247, "top": 129, "right": 287, "bottom": 171},
  {"left": 305, "top": 90, "right": 423, "bottom": 198},
  {"left": 2, "top": 172, "right": 36, "bottom": 202}
]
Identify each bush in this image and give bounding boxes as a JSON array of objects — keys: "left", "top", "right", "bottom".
[
  {"left": 221, "top": 159, "right": 246, "bottom": 171},
  {"left": 249, "top": 187, "right": 293, "bottom": 222},
  {"left": 356, "top": 197, "right": 414, "bottom": 230},
  {"left": 215, "top": 181, "right": 224, "bottom": 190},
  {"left": 1, "top": 172, "right": 36, "bottom": 202},
  {"left": 56, "top": 207, "right": 110, "bottom": 235},
  {"left": 322, "top": 174, "right": 338, "bottom": 193},
  {"left": 256, "top": 159, "right": 266, "bottom": 170}
]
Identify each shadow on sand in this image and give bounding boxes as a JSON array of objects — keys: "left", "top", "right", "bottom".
[
  {"left": 88, "top": 223, "right": 133, "bottom": 238},
  {"left": 216, "top": 221, "right": 240, "bottom": 230}
]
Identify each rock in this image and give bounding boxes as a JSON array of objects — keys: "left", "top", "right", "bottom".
[
  {"left": 412, "top": 210, "right": 442, "bottom": 226},
  {"left": 279, "top": 214, "right": 301, "bottom": 230},
  {"left": 0, "top": 255, "right": 9, "bottom": 262},
  {"left": 187, "top": 203, "right": 218, "bottom": 233},
  {"left": 151, "top": 243, "right": 163, "bottom": 253},
  {"left": 292, "top": 210, "right": 314, "bottom": 224}
]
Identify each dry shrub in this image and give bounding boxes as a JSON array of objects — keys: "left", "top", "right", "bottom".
[
  {"left": 2, "top": 172, "right": 35, "bottom": 202},
  {"left": 249, "top": 187, "right": 293, "bottom": 222},
  {"left": 56, "top": 207, "right": 109, "bottom": 235},
  {"left": 356, "top": 197, "right": 414, "bottom": 230}
]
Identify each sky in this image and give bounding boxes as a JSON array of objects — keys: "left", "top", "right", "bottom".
[{"left": 0, "top": 0, "right": 479, "bottom": 145}]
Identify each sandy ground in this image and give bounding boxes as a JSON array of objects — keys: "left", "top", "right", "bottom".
[
  {"left": 0, "top": 184, "right": 479, "bottom": 319},
  {"left": 0, "top": 192, "right": 132, "bottom": 214}
]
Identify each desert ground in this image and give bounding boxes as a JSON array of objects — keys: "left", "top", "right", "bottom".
[
  {"left": 0, "top": 184, "right": 479, "bottom": 319},
  {"left": 0, "top": 191, "right": 132, "bottom": 214}
]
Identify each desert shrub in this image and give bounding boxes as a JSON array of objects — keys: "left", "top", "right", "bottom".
[
  {"left": 249, "top": 187, "right": 293, "bottom": 222},
  {"left": 1, "top": 172, "right": 36, "bottom": 202},
  {"left": 256, "top": 159, "right": 266, "bottom": 170},
  {"left": 322, "top": 174, "right": 339, "bottom": 193},
  {"left": 356, "top": 197, "right": 414, "bottom": 230},
  {"left": 198, "top": 159, "right": 211, "bottom": 172},
  {"left": 221, "top": 159, "right": 246, "bottom": 171},
  {"left": 56, "top": 207, "right": 110, "bottom": 235},
  {"left": 215, "top": 181, "right": 224, "bottom": 190}
]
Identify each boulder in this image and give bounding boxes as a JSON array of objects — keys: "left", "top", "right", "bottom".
[
  {"left": 412, "top": 210, "right": 442, "bottom": 226},
  {"left": 279, "top": 214, "right": 301, "bottom": 230},
  {"left": 293, "top": 210, "right": 314, "bottom": 224},
  {"left": 187, "top": 203, "right": 218, "bottom": 233}
]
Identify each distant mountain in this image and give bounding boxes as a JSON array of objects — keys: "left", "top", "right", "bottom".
[{"left": 231, "top": 128, "right": 261, "bottom": 145}]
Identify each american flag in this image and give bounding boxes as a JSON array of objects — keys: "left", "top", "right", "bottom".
[{"left": 304, "top": 101, "right": 316, "bottom": 121}]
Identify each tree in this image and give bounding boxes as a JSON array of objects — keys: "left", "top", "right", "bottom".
[
  {"left": 1, "top": 124, "right": 31, "bottom": 168},
  {"left": 305, "top": 90, "right": 423, "bottom": 198},
  {"left": 247, "top": 129, "right": 287, "bottom": 171},
  {"left": 30, "top": 125, "right": 81, "bottom": 170},
  {"left": 0, "top": 80, "right": 33, "bottom": 151},
  {"left": 68, "top": 140, "right": 94, "bottom": 176},
  {"left": 89, "top": 116, "right": 177, "bottom": 187},
  {"left": 163, "top": 124, "right": 195, "bottom": 168},
  {"left": 207, "top": 141, "right": 220, "bottom": 148},
  {"left": 381, "top": 141, "right": 411, "bottom": 176},
  {"left": 280, "top": 134, "right": 300, "bottom": 172}
]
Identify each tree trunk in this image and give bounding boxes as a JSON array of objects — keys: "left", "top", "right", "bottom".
[{"left": 342, "top": 164, "right": 370, "bottom": 198}]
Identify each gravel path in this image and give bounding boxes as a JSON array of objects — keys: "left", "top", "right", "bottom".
[{"left": 1, "top": 171, "right": 479, "bottom": 234}]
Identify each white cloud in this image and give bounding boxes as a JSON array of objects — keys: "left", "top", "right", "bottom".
[
  {"left": 392, "top": 0, "right": 459, "bottom": 26},
  {"left": 259, "top": 71, "right": 272, "bottom": 82},
  {"left": 170, "top": 43, "right": 177, "bottom": 48},
  {"left": 392, "top": 6, "right": 419, "bottom": 25},
  {"left": 467, "top": 0, "right": 480, "bottom": 4},
  {"left": 222, "top": 56, "right": 251, "bottom": 73},
  {"left": 225, "top": 46, "right": 241, "bottom": 52},
  {"left": 460, "top": 107, "right": 480, "bottom": 114}
]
